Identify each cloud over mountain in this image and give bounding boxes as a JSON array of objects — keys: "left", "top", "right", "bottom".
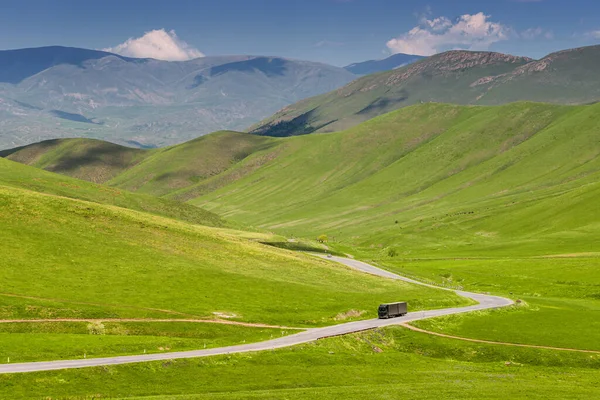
[
  {"left": 104, "top": 29, "right": 204, "bottom": 61},
  {"left": 386, "top": 12, "right": 511, "bottom": 56}
]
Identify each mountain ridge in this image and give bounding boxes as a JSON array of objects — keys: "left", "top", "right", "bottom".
[
  {"left": 249, "top": 45, "right": 600, "bottom": 137},
  {"left": 344, "top": 52, "right": 426, "bottom": 75}
]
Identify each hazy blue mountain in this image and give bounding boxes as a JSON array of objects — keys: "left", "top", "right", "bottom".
[
  {"left": 0, "top": 46, "right": 356, "bottom": 149},
  {"left": 344, "top": 53, "right": 425, "bottom": 75},
  {"left": 0, "top": 46, "right": 136, "bottom": 84}
]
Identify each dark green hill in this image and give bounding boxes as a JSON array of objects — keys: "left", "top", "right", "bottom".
[
  {"left": 0, "top": 138, "right": 149, "bottom": 183},
  {"left": 249, "top": 46, "right": 600, "bottom": 137}
]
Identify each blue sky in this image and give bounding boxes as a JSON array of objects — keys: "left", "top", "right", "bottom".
[{"left": 1, "top": 0, "right": 599, "bottom": 66}]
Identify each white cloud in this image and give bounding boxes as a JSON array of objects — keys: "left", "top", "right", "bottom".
[
  {"left": 586, "top": 30, "right": 600, "bottom": 39},
  {"left": 386, "top": 12, "right": 512, "bottom": 56},
  {"left": 104, "top": 29, "right": 204, "bottom": 61},
  {"left": 521, "top": 27, "right": 554, "bottom": 40}
]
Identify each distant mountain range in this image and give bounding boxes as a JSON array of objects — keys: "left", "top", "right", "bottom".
[
  {"left": 0, "top": 46, "right": 356, "bottom": 149},
  {"left": 251, "top": 45, "right": 600, "bottom": 137},
  {"left": 344, "top": 53, "right": 425, "bottom": 75}
]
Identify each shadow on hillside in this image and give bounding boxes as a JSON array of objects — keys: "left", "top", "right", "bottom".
[
  {"left": 251, "top": 108, "right": 339, "bottom": 138},
  {"left": 260, "top": 241, "right": 344, "bottom": 256},
  {"left": 50, "top": 143, "right": 144, "bottom": 174},
  {"left": 357, "top": 90, "right": 408, "bottom": 116}
]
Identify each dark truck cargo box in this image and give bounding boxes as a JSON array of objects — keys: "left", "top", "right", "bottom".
[{"left": 378, "top": 302, "right": 407, "bottom": 319}]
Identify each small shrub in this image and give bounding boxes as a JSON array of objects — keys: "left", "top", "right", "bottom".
[
  {"left": 317, "top": 234, "right": 328, "bottom": 243},
  {"left": 387, "top": 248, "right": 398, "bottom": 257},
  {"left": 87, "top": 321, "right": 106, "bottom": 335}
]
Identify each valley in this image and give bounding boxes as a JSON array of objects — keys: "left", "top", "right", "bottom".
[{"left": 0, "top": 35, "right": 599, "bottom": 399}]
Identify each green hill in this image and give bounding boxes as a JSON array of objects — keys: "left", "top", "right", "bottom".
[
  {"left": 109, "top": 131, "right": 278, "bottom": 197},
  {"left": 9, "top": 101, "right": 600, "bottom": 260},
  {"left": 193, "top": 101, "right": 600, "bottom": 352},
  {"left": 249, "top": 45, "right": 600, "bottom": 137},
  {"left": 0, "top": 138, "right": 148, "bottom": 183},
  {"left": 7, "top": 101, "right": 600, "bottom": 256}
]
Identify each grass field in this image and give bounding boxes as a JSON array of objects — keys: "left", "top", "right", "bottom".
[
  {"left": 186, "top": 102, "right": 600, "bottom": 350},
  {"left": 1, "top": 327, "right": 599, "bottom": 399}
]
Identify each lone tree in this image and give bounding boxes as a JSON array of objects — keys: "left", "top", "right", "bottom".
[{"left": 317, "top": 234, "right": 328, "bottom": 243}]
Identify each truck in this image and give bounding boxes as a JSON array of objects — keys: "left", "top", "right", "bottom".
[{"left": 378, "top": 302, "right": 407, "bottom": 319}]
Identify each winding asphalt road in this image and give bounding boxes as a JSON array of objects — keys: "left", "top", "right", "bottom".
[{"left": 0, "top": 255, "right": 512, "bottom": 374}]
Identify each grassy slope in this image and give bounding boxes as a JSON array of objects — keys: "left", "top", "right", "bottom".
[
  {"left": 2, "top": 327, "right": 599, "bottom": 399},
  {"left": 1, "top": 102, "right": 599, "bottom": 398},
  {"left": 1, "top": 131, "right": 280, "bottom": 202},
  {"left": 0, "top": 157, "right": 224, "bottom": 227},
  {"left": 196, "top": 102, "right": 600, "bottom": 254},
  {"left": 0, "top": 157, "right": 466, "bottom": 364},
  {"left": 0, "top": 162, "right": 464, "bottom": 327}
]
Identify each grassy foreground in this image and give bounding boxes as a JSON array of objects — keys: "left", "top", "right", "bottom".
[{"left": 1, "top": 327, "right": 599, "bottom": 399}]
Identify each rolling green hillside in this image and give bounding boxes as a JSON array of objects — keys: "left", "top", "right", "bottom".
[
  {"left": 6, "top": 101, "right": 600, "bottom": 255},
  {"left": 0, "top": 155, "right": 467, "bottom": 366},
  {"left": 2, "top": 101, "right": 600, "bottom": 398},
  {"left": 0, "top": 159, "right": 463, "bottom": 328},
  {"left": 250, "top": 45, "right": 600, "bottom": 137},
  {"left": 197, "top": 102, "right": 600, "bottom": 254}
]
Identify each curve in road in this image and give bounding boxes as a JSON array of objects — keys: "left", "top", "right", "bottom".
[{"left": 0, "top": 255, "right": 512, "bottom": 374}]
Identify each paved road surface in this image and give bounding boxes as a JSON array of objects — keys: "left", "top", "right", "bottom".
[{"left": 0, "top": 256, "right": 512, "bottom": 374}]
